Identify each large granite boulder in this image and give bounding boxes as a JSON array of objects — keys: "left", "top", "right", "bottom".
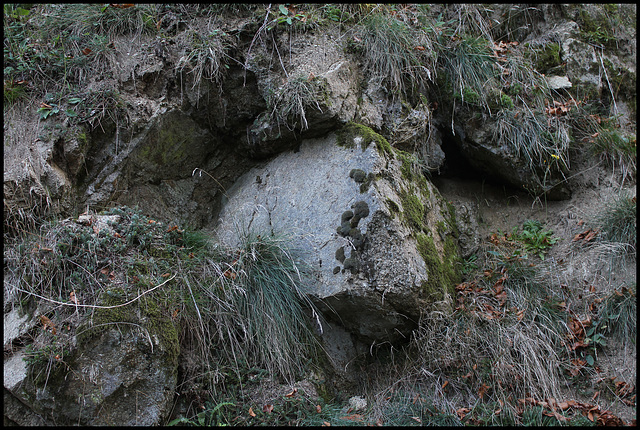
[{"left": 214, "top": 124, "right": 461, "bottom": 345}]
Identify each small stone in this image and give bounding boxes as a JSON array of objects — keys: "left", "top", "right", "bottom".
[
  {"left": 333, "top": 266, "right": 341, "bottom": 274},
  {"left": 546, "top": 75, "right": 572, "bottom": 90},
  {"left": 335, "top": 246, "right": 346, "bottom": 263},
  {"left": 348, "top": 396, "right": 367, "bottom": 412}
]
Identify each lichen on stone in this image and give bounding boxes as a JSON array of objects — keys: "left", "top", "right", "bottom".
[
  {"left": 349, "top": 168, "right": 367, "bottom": 183},
  {"left": 352, "top": 200, "right": 370, "bottom": 220}
]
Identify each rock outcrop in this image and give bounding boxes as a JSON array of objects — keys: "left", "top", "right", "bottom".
[
  {"left": 214, "top": 124, "right": 460, "bottom": 345},
  {"left": 3, "top": 215, "right": 179, "bottom": 426}
]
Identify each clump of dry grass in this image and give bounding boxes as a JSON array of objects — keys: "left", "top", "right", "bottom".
[{"left": 173, "top": 227, "right": 323, "bottom": 408}]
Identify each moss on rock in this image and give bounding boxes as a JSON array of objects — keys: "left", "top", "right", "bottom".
[
  {"left": 401, "top": 192, "right": 425, "bottom": 232},
  {"left": 416, "top": 233, "right": 460, "bottom": 301},
  {"left": 337, "top": 122, "right": 393, "bottom": 156},
  {"left": 529, "top": 42, "right": 562, "bottom": 74}
]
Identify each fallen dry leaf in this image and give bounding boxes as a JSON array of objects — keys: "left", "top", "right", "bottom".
[
  {"left": 339, "top": 414, "right": 364, "bottom": 422},
  {"left": 248, "top": 407, "right": 256, "bottom": 417},
  {"left": 263, "top": 404, "right": 273, "bottom": 414},
  {"left": 39, "top": 315, "right": 56, "bottom": 334},
  {"left": 285, "top": 388, "right": 298, "bottom": 397},
  {"left": 70, "top": 291, "right": 78, "bottom": 304},
  {"left": 478, "top": 383, "right": 490, "bottom": 399},
  {"left": 456, "top": 407, "right": 470, "bottom": 419},
  {"left": 316, "top": 405, "right": 322, "bottom": 413}
]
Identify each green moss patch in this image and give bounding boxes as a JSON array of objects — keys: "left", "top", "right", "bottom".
[
  {"left": 527, "top": 42, "right": 562, "bottom": 74},
  {"left": 395, "top": 149, "right": 431, "bottom": 199},
  {"left": 416, "top": 233, "right": 460, "bottom": 301},
  {"left": 386, "top": 198, "right": 400, "bottom": 219},
  {"left": 401, "top": 192, "right": 425, "bottom": 232},
  {"left": 337, "top": 122, "right": 393, "bottom": 156}
]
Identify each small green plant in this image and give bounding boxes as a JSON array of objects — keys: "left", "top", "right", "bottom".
[
  {"left": 274, "top": 4, "right": 306, "bottom": 27},
  {"left": 167, "top": 401, "right": 235, "bottom": 426},
  {"left": 511, "top": 220, "right": 558, "bottom": 259},
  {"left": 460, "top": 253, "right": 479, "bottom": 276},
  {"left": 499, "top": 93, "right": 514, "bottom": 110}
]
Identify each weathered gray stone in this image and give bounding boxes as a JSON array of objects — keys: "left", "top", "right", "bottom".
[
  {"left": 4, "top": 295, "right": 179, "bottom": 426},
  {"left": 214, "top": 129, "right": 460, "bottom": 344},
  {"left": 546, "top": 75, "right": 572, "bottom": 90}
]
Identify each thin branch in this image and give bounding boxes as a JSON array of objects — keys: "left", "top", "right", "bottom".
[{"left": 16, "top": 274, "right": 176, "bottom": 309}]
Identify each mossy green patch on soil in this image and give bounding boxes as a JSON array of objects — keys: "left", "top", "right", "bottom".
[{"left": 337, "top": 122, "right": 393, "bottom": 156}]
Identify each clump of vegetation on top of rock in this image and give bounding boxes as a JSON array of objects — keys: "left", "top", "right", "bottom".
[{"left": 337, "top": 122, "right": 393, "bottom": 155}]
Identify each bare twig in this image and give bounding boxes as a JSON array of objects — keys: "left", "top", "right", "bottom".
[{"left": 16, "top": 274, "right": 176, "bottom": 309}]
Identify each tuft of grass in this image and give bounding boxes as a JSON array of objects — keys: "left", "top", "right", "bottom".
[
  {"left": 175, "top": 27, "right": 230, "bottom": 95},
  {"left": 360, "top": 11, "right": 434, "bottom": 98},
  {"left": 410, "top": 238, "right": 573, "bottom": 413},
  {"left": 593, "top": 286, "right": 636, "bottom": 347},
  {"left": 492, "top": 109, "right": 570, "bottom": 194},
  {"left": 217, "top": 231, "right": 320, "bottom": 381},
  {"left": 267, "top": 74, "right": 326, "bottom": 131},
  {"left": 437, "top": 35, "right": 497, "bottom": 111},
  {"left": 590, "top": 129, "right": 637, "bottom": 183},
  {"left": 39, "top": 3, "right": 159, "bottom": 40},
  {"left": 182, "top": 228, "right": 321, "bottom": 389},
  {"left": 593, "top": 192, "right": 636, "bottom": 256}
]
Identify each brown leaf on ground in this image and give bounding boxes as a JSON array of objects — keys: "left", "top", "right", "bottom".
[{"left": 39, "top": 315, "right": 56, "bottom": 334}]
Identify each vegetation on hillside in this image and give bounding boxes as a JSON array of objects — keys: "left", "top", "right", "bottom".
[{"left": 4, "top": 3, "right": 636, "bottom": 426}]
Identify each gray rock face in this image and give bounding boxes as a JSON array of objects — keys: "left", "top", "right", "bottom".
[
  {"left": 214, "top": 130, "right": 459, "bottom": 344},
  {"left": 4, "top": 314, "right": 178, "bottom": 426},
  {"left": 3, "top": 217, "right": 179, "bottom": 426}
]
